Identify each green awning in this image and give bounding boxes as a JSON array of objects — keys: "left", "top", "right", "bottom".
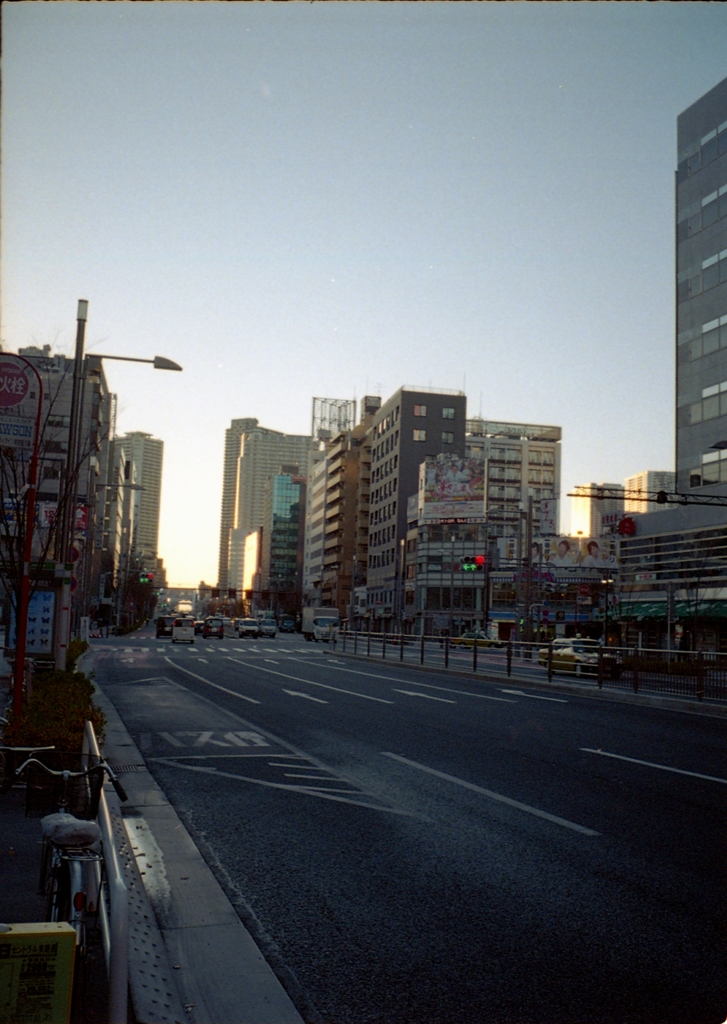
[{"left": 620, "top": 600, "right": 727, "bottom": 620}]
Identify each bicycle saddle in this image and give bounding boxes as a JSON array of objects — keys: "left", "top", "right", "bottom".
[{"left": 41, "top": 812, "right": 102, "bottom": 848}]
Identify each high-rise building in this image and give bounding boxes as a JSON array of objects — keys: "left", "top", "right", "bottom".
[
  {"left": 676, "top": 76, "right": 727, "bottom": 494},
  {"left": 367, "top": 387, "right": 467, "bottom": 625},
  {"left": 571, "top": 483, "right": 624, "bottom": 538},
  {"left": 223, "top": 423, "right": 311, "bottom": 593},
  {"left": 116, "top": 432, "right": 164, "bottom": 572},
  {"left": 624, "top": 470, "right": 676, "bottom": 514},
  {"left": 217, "top": 418, "right": 259, "bottom": 592},
  {"left": 259, "top": 469, "right": 306, "bottom": 618}
]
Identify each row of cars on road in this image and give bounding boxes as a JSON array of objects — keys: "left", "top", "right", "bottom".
[
  {"left": 156, "top": 614, "right": 297, "bottom": 642},
  {"left": 442, "top": 630, "right": 622, "bottom": 678}
]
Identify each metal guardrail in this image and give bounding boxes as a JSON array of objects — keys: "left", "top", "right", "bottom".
[
  {"left": 338, "top": 631, "right": 727, "bottom": 704},
  {"left": 82, "top": 720, "right": 128, "bottom": 1024}
]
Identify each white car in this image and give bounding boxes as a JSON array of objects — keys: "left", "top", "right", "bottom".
[
  {"left": 259, "top": 620, "right": 277, "bottom": 638},
  {"left": 172, "top": 617, "right": 195, "bottom": 644},
  {"left": 238, "top": 619, "right": 260, "bottom": 639}
]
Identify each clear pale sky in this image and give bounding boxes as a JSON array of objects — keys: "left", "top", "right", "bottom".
[{"left": 3, "top": 3, "right": 727, "bottom": 587}]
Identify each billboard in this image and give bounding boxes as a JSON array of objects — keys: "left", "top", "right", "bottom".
[
  {"left": 420, "top": 457, "right": 486, "bottom": 523},
  {"left": 533, "top": 535, "right": 620, "bottom": 569}
]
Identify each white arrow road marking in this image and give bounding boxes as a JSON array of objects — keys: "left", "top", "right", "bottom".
[
  {"left": 382, "top": 752, "right": 600, "bottom": 836},
  {"left": 501, "top": 689, "right": 568, "bottom": 703},
  {"left": 392, "top": 689, "right": 456, "bottom": 704},
  {"left": 282, "top": 690, "right": 329, "bottom": 703},
  {"left": 164, "top": 658, "right": 261, "bottom": 703},
  {"left": 581, "top": 748, "right": 727, "bottom": 784}
]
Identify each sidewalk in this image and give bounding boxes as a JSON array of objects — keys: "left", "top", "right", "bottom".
[{"left": 1, "top": 654, "right": 306, "bottom": 1024}]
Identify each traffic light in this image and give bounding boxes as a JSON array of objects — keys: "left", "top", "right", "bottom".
[
  {"left": 462, "top": 555, "right": 486, "bottom": 572},
  {"left": 211, "top": 588, "right": 220, "bottom": 598},
  {"left": 139, "top": 571, "right": 154, "bottom": 584},
  {"left": 228, "top": 589, "right": 237, "bottom": 599}
]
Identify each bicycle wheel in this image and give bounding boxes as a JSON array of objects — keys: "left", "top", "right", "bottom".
[{"left": 46, "top": 854, "right": 71, "bottom": 924}]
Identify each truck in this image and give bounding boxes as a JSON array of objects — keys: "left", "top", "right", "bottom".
[{"left": 302, "top": 606, "right": 340, "bottom": 642}]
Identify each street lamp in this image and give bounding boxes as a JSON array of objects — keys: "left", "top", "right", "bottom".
[{"left": 58, "top": 299, "right": 182, "bottom": 662}]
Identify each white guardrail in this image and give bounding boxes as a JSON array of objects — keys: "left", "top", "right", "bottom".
[{"left": 82, "top": 720, "right": 129, "bottom": 1024}]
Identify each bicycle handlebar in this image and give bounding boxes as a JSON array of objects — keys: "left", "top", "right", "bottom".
[{"left": 0, "top": 754, "right": 129, "bottom": 802}]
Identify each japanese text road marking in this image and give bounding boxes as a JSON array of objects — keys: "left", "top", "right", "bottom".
[
  {"left": 159, "top": 731, "right": 269, "bottom": 748},
  {"left": 382, "top": 752, "right": 600, "bottom": 836}
]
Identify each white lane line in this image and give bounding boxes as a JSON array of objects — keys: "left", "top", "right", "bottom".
[
  {"left": 382, "top": 751, "right": 600, "bottom": 836},
  {"left": 286, "top": 659, "right": 517, "bottom": 703},
  {"left": 284, "top": 774, "right": 343, "bottom": 780},
  {"left": 392, "top": 689, "right": 456, "bottom": 704},
  {"left": 501, "top": 689, "right": 568, "bottom": 703},
  {"left": 198, "top": 659, "right": 209, "bottom": 664},
  {"left": 152, "top": 758, "right": 425, "bottom": 816},
  {"left": 282, "top": 689, "right": 329, "bottom": 704},
  {"left": 225, "top": 658, "right": 394, "bottom": 703},
  {"left": 264, "top": 659, "right": 279, "bottom": 664},
  {"left": 581, "top": 748, "right": 727, "bottom": 784},
  {"left": 164, "top": 658, "right": 261, "bottom": 703}
]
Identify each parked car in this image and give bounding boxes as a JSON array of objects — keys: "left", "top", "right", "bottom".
[
  {"left": 279, "top": 618, "right": 296, "bottom": 633},
  {"left": 450, "top": 630, "right": 504, "bottom": 649},
  {"left": 203, "top": 616, "right": 224, "bottom": 639},
  {"left": 172, "top": 617, "right": 195, "bottom": 644},
  {"left": 259, "top": 620, "right": 277, "bottom": 638},
  {"left": 156, "top": 615, "right": 175, "bottom": 638},
  {"left": 194, "top": 620, "right": 205, "bottom": 635},
  {"left": 537, "top": 638, "right": 622, "bottom": 678},
  {"left": 238, "top": 618, "right": 260, "bottom": 639}
]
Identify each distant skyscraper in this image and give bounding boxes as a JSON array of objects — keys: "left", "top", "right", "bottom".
[
  {"left": 221, "top": 423, "right": 311, "bottom": 593},
  {"left": 571, "top": 483, "right": 623, "bottom": 538},
  {"left": 117, "top": 431, "right": 164, "bottom": 570},
  {"left": 624, "top": 470, "right": 676, "bottom": 514},
  {"left": 218, "top": 418, "right": 259, "bottom": 591},
  {"left": 676, "top": 76, "right": 727, "bottom": 493}
]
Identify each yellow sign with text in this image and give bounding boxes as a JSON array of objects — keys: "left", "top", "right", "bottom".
[{"left": 0, "top": 923, "right": 75, "bottom": 1024}]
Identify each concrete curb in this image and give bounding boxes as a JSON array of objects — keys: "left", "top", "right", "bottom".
[
  {"left": 81, "top": 650, "right": 305, "bottom": 1024},
  {"left": 332, "top": 645, "right": 727, "bottom": 718}
]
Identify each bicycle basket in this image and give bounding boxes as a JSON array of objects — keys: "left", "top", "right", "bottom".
[{"left": 25, "top": 752, "right": 104, "bottom": 819}]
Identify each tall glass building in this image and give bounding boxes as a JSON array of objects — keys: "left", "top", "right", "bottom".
[
  {"left": 676, "top": 76, "right": 727, "bottom": 493},
  {"left": 260, "top": 472, "right": 306, "bottom": 617}
]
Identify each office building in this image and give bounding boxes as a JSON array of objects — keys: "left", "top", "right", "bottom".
[
  {"left": 259, "top": 469, "right": 306, "bottom": 618},
  {"left": 217, "top": 418, "right": 259, "bottom": 592},
  {"left": 676, "top": 76, "right": 727, "bottom": 493},
  {"left": 225, "top": 423, "right": 311, "bottom": 594},
  {"left": 366, "top": 387, "right": 467, "bottom": 625},
  {"left": 624, "top": 470, "right": 677, "bottom": 514},
  {"left": 116, "top": 432, "right": 164, "bottom": 573},
  {"left": 571, "top": 482, "right": 624, "bottom": 538}
]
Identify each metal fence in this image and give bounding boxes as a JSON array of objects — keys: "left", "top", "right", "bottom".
[{"left": 336, "top": 631, "right": 727, "bottom": 704}]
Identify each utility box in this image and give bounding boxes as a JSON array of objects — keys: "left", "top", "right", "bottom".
[{"left": 0, "top": 922, "right": 75, "bottom": 1024}]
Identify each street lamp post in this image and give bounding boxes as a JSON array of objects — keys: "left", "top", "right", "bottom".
[{"left": 58, "top": 299, "right": 182, "bottom": 661}]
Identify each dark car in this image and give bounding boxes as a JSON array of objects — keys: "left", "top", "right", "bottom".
[
  {"left": 156, "top": 615, "right": 175, "bottom": 638},
  {"left": 194, "top": 620, "right": 205, "bottom": 635},
  {"left": 203, "top": 616, "right": 224, "bottom": 639},
  {"left": 279, "top": 619, "right": 295, "bottom": 633}
]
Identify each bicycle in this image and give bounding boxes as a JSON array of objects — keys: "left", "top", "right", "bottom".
[{"left": 0, "top": 751, "right": 128, "bottom": 959}]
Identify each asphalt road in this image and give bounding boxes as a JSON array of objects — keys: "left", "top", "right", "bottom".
[{"left": 92, "top": 627, "right": 726, "bottom": 1024}]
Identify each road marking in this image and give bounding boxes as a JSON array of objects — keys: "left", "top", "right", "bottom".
[
  {"left": 198, "top": 658, "right": 209, "bottom": 664},
  {"left": 283, "top": 773, "right": 342, "bottom": 780},
  {"left": 382, "top": 752, "right": 600, "bottom": 836},
  {"left": 501, "top": 689, "right": 568, "bottom": 703},
  {"left": 283, "top": 689, "right": 329, "bottom": 703},
  {"left": 264, "top": 659, "right": 279, "bottom": 664},
  {"left": 120, "top": 658, "right": 135, "bottom": 663},
  {"left": 225, "top": 658, "right": 394, "bottom": 703},
  {"left": 159, "top": 730, "right": 269, "bottom": 748},
  {"left": 289, "top": 660, "right": 517, "bottom": 703},
  {"left": 580, "top": 748, "right": 727, "bottom": 784},
  {"left": 392, "top": 689, "right": 456, "bottom": 704},
  {"left": 164, "top": 658, "right": 261, "bottom": 703},
  {"left": 153, "top": 758, "right": 426, "bottom": 816}
]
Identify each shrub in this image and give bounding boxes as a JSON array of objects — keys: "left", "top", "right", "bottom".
[
  {"left": 66, "top": 638, "right": 89, "bottom": 672},
  {"left": 3, "top": 669, "right": 106, "bottom": 751}
]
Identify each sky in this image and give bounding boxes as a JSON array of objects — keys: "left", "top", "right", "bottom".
[{"left": 3, "top": 2, "right": 727, "bottom": 587}]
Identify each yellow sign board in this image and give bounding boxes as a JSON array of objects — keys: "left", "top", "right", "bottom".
[{"left": 0, "top": 923, "right": 75, "bottom": 1024}]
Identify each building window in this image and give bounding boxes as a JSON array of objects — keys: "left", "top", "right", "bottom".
[
  {"left": 413, "top": 429, "right": 427, "bottom": 441},
  {"left": 414, "top": 405, "right": 427, "bottom": 417},
  {"left": 442, "top": 431, "right": 454, "bottom": 444},
  {"left": 442, "top": 407, "right": 455, "bottom": 419}
]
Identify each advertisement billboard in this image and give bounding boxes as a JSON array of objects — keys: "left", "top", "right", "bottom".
[
  {"left": 420, "top": 457, "right": 486, "bottom": 523},
  {"left": 534, "top": 535, "right": 620, "bottom": 569}
]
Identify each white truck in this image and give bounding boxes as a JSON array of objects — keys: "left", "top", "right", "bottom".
[{"left": 302, "top": 606, "right": 340, "bottom": 642}]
